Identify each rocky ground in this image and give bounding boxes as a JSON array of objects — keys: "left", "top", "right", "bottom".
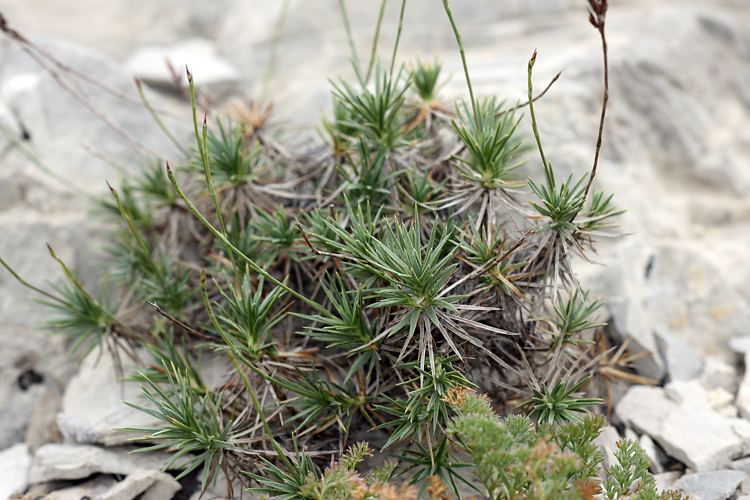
[{"left": 1, "top": 0, "right": 750, "bottom": 498}]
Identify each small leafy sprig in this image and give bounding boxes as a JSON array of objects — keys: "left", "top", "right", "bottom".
[
  {"left": 118, "top": 362, "right": 232, "bottom": 493},
  {"left": 518, "top": 376, "right": 602, "bottom": 425}
]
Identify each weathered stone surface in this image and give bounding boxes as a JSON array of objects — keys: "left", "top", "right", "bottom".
[
  {"left": 653, "top": 471, "right": 681, "bottom": 494},
  {"left": 737, "top": 354, "right": 750, "bottom": 423},
  {"left": 701, "top": 355, "right": 740, "bottom": 395},
  {"left": 0, "top": 443, "right": 32, "bottom": 499},
  {"left": 729, "top": 456, "right": 750, "bottom": 494},
  {"left": 29, "top": 443, "right": 188, "bottom": 483},
  {"left": 595, "top": 423, "right": 621, "bottom": 470},
  {"left": 36, "top": 475, "right": 117, "bottom": 500},
  {"left": 639, "top": 434, "right": 666, "bottom": 474},
  {"left": 141, "top": 472, "right": 182, "bottom": 500},
  {"left": 616, "top": 385, "right": 750, "bottom": 471},
  {"left": 672, "top": 470, "right": 746, "bottom": 500},
  {"left": 730, "top": 336, "right": 750, "bottom": 355},
  {"left": 126, "top": 38, "right": 240, "bottom": 100},
  {"left": 60, "top": 351, "right": 161, "bottom": 446},
  {"left": 25, "top": 385, "right": 63, "bottom": 451},
  {"left": 97, "top": 468, "right": 158, "bottom": 500},
  {"left": 655, "top": 326, "right": 703, "bottom": 383}
]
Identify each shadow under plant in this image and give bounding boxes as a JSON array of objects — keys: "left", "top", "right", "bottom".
[{"left": 0, "top": 1, "right": 686, "bottom": 499}]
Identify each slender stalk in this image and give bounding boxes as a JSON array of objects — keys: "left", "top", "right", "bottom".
[
  {"left": 108, "top": 183, "right": 151, "bottom": 259},
  {"left": 583, "top": 2, "right": 609, "bottom": 202},
  {"left": 364, "top": 0, "right": 388, "bottom": 84},
  {"left": 259, "top": 0, "right": 291, "bottom": 103},
  {"left": 46, "top": 244, "right": 142, "bottom": 339},
  {"left": 166, "top": 164, "right": 335, "bottom": 318},
  {"left": 527, "top": 51, "right": 553, "bottom": 186},
  {"left": 338, "top": 0, "right": 361, "bottom": 72},
  {"left": 199, "top": 273, "right": 295, "bottom": 470},
  {"left": 135, "top": 78, "right": 189, "bottom": 158},
  {"left": 186, "top": 68, "right": 238, "bottom": 274},
  {"left": 442, "top": 0, "right": 477, "bottom": 122},
  {"left": 0, "top": 256, "right": 64, "bottom": 304},
  {"left": 389, "top": 0, "right": 407, "bottom": 76},
  {"left": 0, "top": 123, "right": 93, "bottom": 201}
]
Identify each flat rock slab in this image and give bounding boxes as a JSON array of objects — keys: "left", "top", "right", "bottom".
[
  {"left": 672, "top": 470, "right": 746, "bottom": 500},
  {"left": 29, "top": 443, "right": 188, "bottom": 483},
  {"left": 60, "top": 351, "right": 162, "bottom": 446},
  {"left": 616, "top": 385, "right": 750, "bottom": 471},
  {"left": 0, "top": 443, "right": 32, "bottom": 498}
]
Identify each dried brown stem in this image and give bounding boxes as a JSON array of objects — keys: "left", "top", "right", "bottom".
[
  {"left": 495, "top": 70, "right": 563, "bottom": 117},
  {"left": 146, "top": 301, "right": 217, "bottom": 342},
  {"left": 583, "top": 0, "right": 609, "bottom": 201}
]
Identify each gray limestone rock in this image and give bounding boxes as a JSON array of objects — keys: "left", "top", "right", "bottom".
[
  {"left": 126, "top": 38, "right": 240, "bottom": 100},
  {"left": 0, "top": 443, "right": 32, "bottom": 499},
  {"left": 639, "top": 434, "right": 666, "bottom": 474},
  {"left": 28, "top": 443, "right": 189, "bottom": 483},
  {"left": 730, "top": 336, "right": 750, "bottom": 355},
  {"left": 97, "top": 468, "right": 159, "bottom": 500},
  {"left": 672, "top": 470, "right": 747, "bottom": 500},
  {"left": 655, "top": 326, "right": 703, "bottom": 383},
  {"left": 60, "top": 351, "right": 162, "bottom": 446},
  {"left": 736, "top": 353, "right": 750, "bottom": 420},
  {"left": 616, "top": 385, "right": 750, "bottom": 471},
  {"left": 141, "top": 472, "right": 182, "bottom": 500},
  {"left": 595, "top": 423, "right": 621, "bottom": 470}
]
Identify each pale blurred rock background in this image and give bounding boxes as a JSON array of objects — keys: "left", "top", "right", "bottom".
[{"left": 2, "top": 0, "right": 750, "bottom": 498}]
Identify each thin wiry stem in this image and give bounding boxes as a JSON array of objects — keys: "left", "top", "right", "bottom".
[
  {"left": 365, "top": 0, "right": 388, "bottom": 84},
  {"left": 135, "top": 78, "right": 189, "bottom": 158},
  {"left": 166, "top": 163, "right": 335, "bottom": 318},
  {"left": 527, "top": 50, "right": 552, "bottom": 186},
  {"left": 0, "top": 123, "right": 94, "bottom": 200},
  {"left": 389, "top": 0, "right": 407, "bottom": 76},
  {"left": 199, "top": 273, "right": 295, "bottom": 471},
  {"left": 442, "top": 0, "right": 477, "bottom": 122},
  {"left": 259, "top": 0, "right": 291, "bottom": 103},
  {"left": 583, "top": 0, "right": 609, "bottom": 202},
  {"left": 0, "top": 256, "right": 64, "bottom": 304},
  {"left": 186, "top": 68, "right": 238, "bottom": 274},
  {"left": 338, "top": 0, "right": 361, "bottom": 72},
  {"left": 46, "top": 244, "right": 142, "bottom": 340},
  {"left": 495, "top": 71, "right": 563, "bottom": 117}
]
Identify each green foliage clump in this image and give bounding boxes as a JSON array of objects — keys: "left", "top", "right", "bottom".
[{"left": 0, "top": 1, "right": 684, "bottom": 499}]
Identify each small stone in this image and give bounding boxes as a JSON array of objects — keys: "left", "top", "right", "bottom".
[
  {"left": 655, "top": 326, "right": 703, "bottom": 382},
  {"left": 595, "top": 424, "right": 621, "bottom": 470},
  {"left": 640, "top": 434, "right": 666, "bottom": 474},
  {"left": 729, "top": 456, "right": 750, "bottom": 494},
  {"left": 125, "top": 38, "right": 240, "bottom": 100},
  {"left": 98, "top": 468, "right": 158, "bottom": 500},
  {"left": 28, "top": 443, "right": 190, "bottom": 483},
  {"left": 730, "top": 336, "right": 750, "bottom": 355},
  {"left": 616, "top": 385, "right": 750, "bottom": 471},
  {"left": 0, "top": 443, "right": 32, "bottom": 499},
  {"left": 35, "top": 475, "right": 117, "bottom": 500},
  {"left": 708, "top": 387, "right": 737, "bottom": 416},
  {"left": 672, "top": 470, "right": 746, "bottom": 500},
  {"left": 609, "top": 298, "right": 665, "bottom": 381},
  {"left": 141, "top": 472, "right": 182, "bottom": 500},
  {"left": 701, "top": 355, "right": 739, "bottom": 395},
  {"left": 60, "top": 351, "right": 162, "bottom": 446},
  {"left": 25, "top": 386, "right": 63, "bottom": 451},
  {"left": 653, "top": 471, "right": 682, "bottom": 493},
  {"left": 735, "top": 353, "right": 750, "bottom": 420}
]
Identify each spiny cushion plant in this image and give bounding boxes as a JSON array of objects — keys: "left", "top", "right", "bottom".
[{"left": 0, "top": 0, "right": 684, "bottom": 498}]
